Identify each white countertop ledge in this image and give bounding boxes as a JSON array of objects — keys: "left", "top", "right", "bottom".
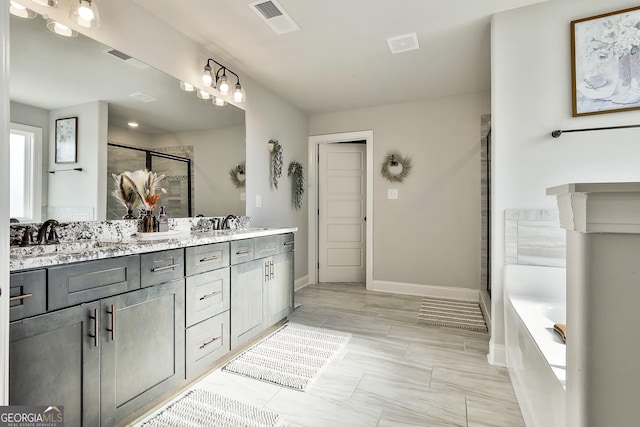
[{"left": 10, "top": 227, "right": 297, "bottom": 271}]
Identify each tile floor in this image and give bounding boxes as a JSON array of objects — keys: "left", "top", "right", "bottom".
[{"left": 135, "top": 283, "right": 525, "bottom": 427}]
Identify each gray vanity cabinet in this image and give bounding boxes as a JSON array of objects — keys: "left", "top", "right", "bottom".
[
  {"left": 230, "top": 258, "right": 265, "bottom": 349},
  {"left": 9, "top": 269, "right": 46, "bottom": 322},
  {"left": 230, "top": 234, "right": 295, "bottom": 349},
  {"left": 267, "top": 250, "right": 294, "bottom": 325},
  {"left": 100, "top": 278, "right": 185, "bottom": 426},
  {"left": 9, "top": 302, "right": 101, "bottom": 427},
  {"left": 184, "top": 242, "right": 231, "bottom": 379}
]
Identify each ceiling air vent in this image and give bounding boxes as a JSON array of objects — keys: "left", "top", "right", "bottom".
[
  {"left": 386, "top": 33, "right": 420, "bottom": 54},
  {"left": 249, "top": 0, "right": 299, "bottom": 35},
  {"left": 105, "top": 49, "right": 150, "bottom": 70}
]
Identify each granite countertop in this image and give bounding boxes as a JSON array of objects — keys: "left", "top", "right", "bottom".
[{"left": 10, "top": 227, "right": 297, "bottom": 271}]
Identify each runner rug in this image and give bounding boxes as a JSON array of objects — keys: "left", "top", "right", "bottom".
[
  {"left": 417, "top": 297, "right": 488, "bottom": 332},
  {"left": 141, "top": 389, "right": 283, "bottom": 427},
  {"left": 223, "top": 322, "right": 350, "bottom": 391}
]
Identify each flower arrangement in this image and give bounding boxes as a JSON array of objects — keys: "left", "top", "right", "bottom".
[{"left": 112, "top": 169, "right": 166, "bottom": 216}]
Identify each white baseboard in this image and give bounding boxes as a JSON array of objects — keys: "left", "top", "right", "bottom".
[
  {"left": 294, "top": 275, "right": 310, "bottom": 291},
  {"left": 370, "top": 280, "right": 479, "bottom": 302},
  {"left": 488, "top": 340, "right": 507, "bottom": 367}
]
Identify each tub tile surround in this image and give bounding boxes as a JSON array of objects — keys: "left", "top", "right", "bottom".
[
  {"left": 505, "top": 209, "right": 566, "bottom": 267},
  {"left": 8, "top": 216, "right": 298, "bottom": 271}
]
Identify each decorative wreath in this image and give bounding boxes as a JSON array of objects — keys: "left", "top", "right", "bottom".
[
  {"left": 380, "top": 153, "right": 412, "bottom": 183},
  {"left": 228, "top": 161, "right": 246, "bottom": 188},
  {"left": 268, "top": 139, "right": 283, "bottom": 189},
  {"left": 287, "top": 161, "right": 304, "bottom": 210}
]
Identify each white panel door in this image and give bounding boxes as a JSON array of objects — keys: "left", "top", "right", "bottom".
[{"left": 319, "top": 143, "right": 366, "bottom": 282}]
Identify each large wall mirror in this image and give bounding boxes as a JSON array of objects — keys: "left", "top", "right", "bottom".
[{"left": 9, "top": 14, "right": 246, "bottom": 223}]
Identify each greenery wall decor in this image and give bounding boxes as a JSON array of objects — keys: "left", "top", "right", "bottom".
[
  {"left": 269, "top": 139, "right": 283, "bottom": 189},
  {"left": 287, "top": 161, "right": 304, "bottom": 210},
  {"left": 380, "top": 152, "right": 412, "bottom": 183}
]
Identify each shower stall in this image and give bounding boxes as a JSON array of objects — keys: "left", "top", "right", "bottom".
[{"left": 107, "top": 143, "right": 192, "bottom": 220}]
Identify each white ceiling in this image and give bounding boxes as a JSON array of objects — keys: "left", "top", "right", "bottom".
[{"left": 132, "top": 0, "right": 549, "bottom": 115}]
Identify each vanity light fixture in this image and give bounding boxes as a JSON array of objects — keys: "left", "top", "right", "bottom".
[
  {"left": 196, "top": 89, "right": 211, "bottom": 100},
  {"left": 179, "top": 81, "right": 196, "bottom": 92},
  {"left": 201, "top": 58, "right": 245, "bottom": 103},
  {"left": 46, "top": 19, "right": 78, "bottom": 37},
  {"left": 9, "top": 1, "right": 37, "bottom": 19},
  {"left": 69, "top": 0, "right": 100, "bottom": 29},
  {"left": 213, "top": 96, "right": 227, "bottom": 107}
]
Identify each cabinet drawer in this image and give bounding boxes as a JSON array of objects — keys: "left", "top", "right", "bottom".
[
  {"left": 230, "top": 239, "right": 255, "bottom": 265},
  {"left": 185, "top": 267, "right": 230, "bottom": 327},
  {"left": 186, "top": 311, "right": 230, "bottom": 379},
  {"left": 254, "top": 236, "right": 280, "bottom": 259},
  {"left": 280, "top": 233, "right": 294, "bottom": 253},
  {"left": 141, "top": 249, "right": 184, "bottom": 288},
  {"left": 10, "top": 270, "right": 46, "bottom": 321},
  {"left": 48, "top": 255, "right": 140, "bottom": 311},
  {"left": 185, "top": 243, "right": 229, "bottom": 276}
]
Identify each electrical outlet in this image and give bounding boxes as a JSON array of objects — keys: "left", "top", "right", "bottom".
[
  {"left": 388, "top": 189, "right": 399, "bottom": 200},
  {"left": 256, "top": 195, "right": 262, "bottom": 207}
]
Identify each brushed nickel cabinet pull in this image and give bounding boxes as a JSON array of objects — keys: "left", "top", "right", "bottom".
[
  {"left": 89, "top": 308, "right": 99, "bottom": 347},
  {"left": 151, "top": 263, "right": 180, "bottom": 273},
  {"left": 236, "top": 249, "right": 251, "bottom": 255},
  {"left": 283, "top": 241, "right": 294, "bottom": 247},
  {"left": 10, "top": 293, "right": 33, "bottom": 302},
  {"left": 199, "top": 255, "right": 221, "bottom": 263},
  {"left": 265, "top": 260, "right": 270, "bottom": 281},
  {"left": 199, "top": 290, "right": 221, "bottom": 301},
  {"left": 106, "top": 304, "right": 116, "bottom": 341},
  {"left": 199, "top": 336, "right": 221, "bottom": 349},
  {"left": 270, "top": 260, "right": 274, "bottom": 280}
]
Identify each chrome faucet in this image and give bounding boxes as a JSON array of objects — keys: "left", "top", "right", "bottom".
[{"left": 36, "top": 219, "right": 60, "bottom": 245}]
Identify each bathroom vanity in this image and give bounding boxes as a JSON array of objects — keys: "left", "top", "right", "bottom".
[{"left": 8, "top": 225, "right": 295, "bottom": 426}]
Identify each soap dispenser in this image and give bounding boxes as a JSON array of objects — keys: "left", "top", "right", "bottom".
[{"left": 158, "top": 206, "right": 169, "bottom": 232}]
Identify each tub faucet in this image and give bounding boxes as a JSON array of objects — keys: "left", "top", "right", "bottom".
[{"left": 36, "top": 219, "right": 60, "bottom": 245}]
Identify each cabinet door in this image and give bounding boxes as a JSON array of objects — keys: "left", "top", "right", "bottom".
[
  {"left": 10, "top": 302, "right": 100, "bottom": 427},
  {"left": 268, "top": 251, "right": 294, "bottom": 325},
  {"left": 230, "top": 259, "right": 265, "bottom": 349},
  {"left": 100, "top": 279, "right": 185, "bottom": 426}
]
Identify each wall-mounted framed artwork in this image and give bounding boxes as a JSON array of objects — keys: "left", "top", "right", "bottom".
[
  {"left": 55, "top": 117, "right": 78, "bottom": 163},
  {"left": 572, "top": 6, "right": 640, "bottom": 116}
]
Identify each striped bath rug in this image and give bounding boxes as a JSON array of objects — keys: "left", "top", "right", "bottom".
[
  {"left": 223, "top": 322, "right": 350, "bottom": 391},
  {"left": 141, "top": 389, "right": 283, "bottom": 427},
  {"left": 417, "top": 297, "right": 488, "bottom": 332}
]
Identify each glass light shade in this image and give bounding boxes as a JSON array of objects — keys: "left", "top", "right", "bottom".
[
  {"left": 233, "top": 83, "right": 245, "bottom": 103},
  {"left": 179, "top": 81, "right": 196, "bottom": 92},
  {"left": 217, "top": 75, "right": 230, "bottom": 94},
  {"left": 69, "top": 0, "right": 100, "bottom": 29},
  {"left": 46, "top": 19, "right": 78, "bottom": 37},
  {"left": 213, "top": 97, "right": 227, "bottom": 107},
  {"left": 202, "top": 66, "right": 213, "bottom": 86},
  {"left": 196, "top": 89, "right": 211, "bottom": 100},
  {"left": 32, "top": 0, "right": 58, "bottom": 7},
  {"left": 9, "top": 2, "right": 37, "bottom": 19}
]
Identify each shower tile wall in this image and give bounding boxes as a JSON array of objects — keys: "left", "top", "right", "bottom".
[{"left": 505, "top": 209, "right": 566, "bottom": 267}]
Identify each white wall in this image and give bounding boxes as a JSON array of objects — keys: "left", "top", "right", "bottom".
[
  {"left": 491, "top": 0, "right": 640, "bottom": 362},
  {"left": 108, "top": 125, "right": 154, "bottom": 149},
  {"left": 21, "top": 0, "right": 310, "bottom": 280},
  {"left": 310, "top": 92, "right": 490, "bottom": 296},
  {"left": 48, "top": 101, "right": 108, "bottom": 220},
  {"left": 151, "top": 126, "right": 246, "bottom": 217}
]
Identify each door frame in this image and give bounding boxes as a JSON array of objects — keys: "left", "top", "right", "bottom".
[{"left": 308, "top": 131, "right": 373, "bottom": 288}]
